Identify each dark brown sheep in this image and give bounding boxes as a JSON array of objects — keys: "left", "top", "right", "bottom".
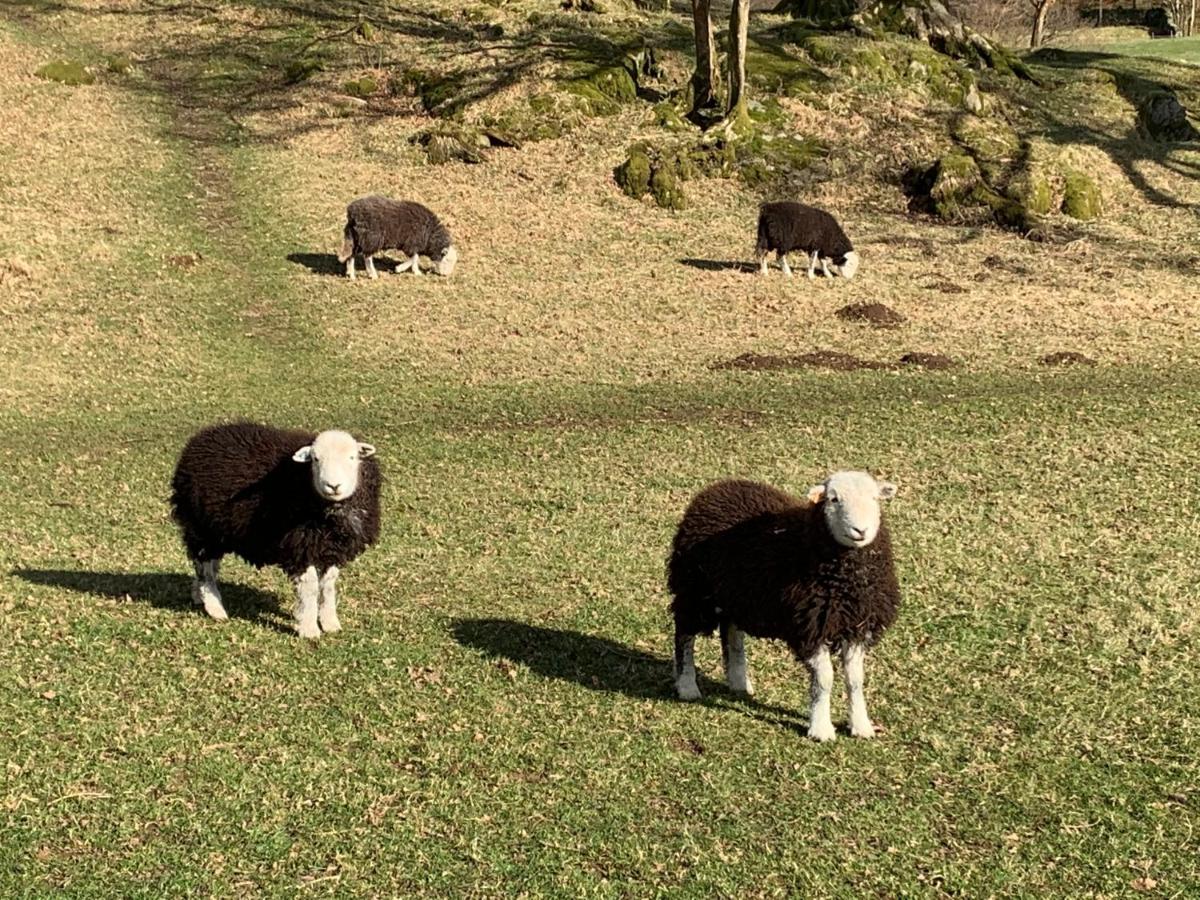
[
  {"left": 170, "top": 422, "right": 382, "bottom": 638},
  {"left": 338, "top": 195, "right": 458, "bottom": 279},
  {"left": 667, "top": 471, "right": 899, "bottom": 741},
  {"left": 756, "top": 201, "right": 859, "bottom": 279}
]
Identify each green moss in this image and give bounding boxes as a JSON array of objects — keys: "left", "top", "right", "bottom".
[
  {"left": 951, "top": 114, "right": 1020, "bottom": 182},
  {"left": 652, "top": 102, "right": 687, "bottom": 132},
  {"left": 106, "top": 55, "right": 133, "bottom": 75},
  {"left": 1007, "top": 171, "right": 1054, "bottom": 216},
  {"left": 342, "top": 77, "right": 378, "bottom": 98},
  {"left": 285, "top": 58, "right": 324, "bottom": 84},
  {"left": 35, "top": 60, "right": 94, "bottom": 86},
  {"left": 614, "top": 149, "right": 652, "bottom": 199},
  {"left": 746, "top": 39, "right": 824, "bottom": 96},
  {"left": 1061, "top": 171, "right": 1102, "bottom": 220},
  {"left": 802, "top": 35, "right": 845, "bottom": 66},
  {"left": 650, "top": 166, "right": 686, "bottom": 211},
  {"left": 357, "top": 21, "right": 377, "bottom": 41},
  {"left": 563, "top": 66, "right": 637, "bottom": 116}
]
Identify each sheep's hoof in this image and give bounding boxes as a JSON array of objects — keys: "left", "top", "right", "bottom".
[
  {"left": 807, "top": 722, "right": 837, "bottom": 742},
  {"left": 319, "top": 614, "right": 342, "bottom": 634},
  {"left": 675, "top": 680, "right": 702, "bottom": 702},
  {"left": 296, "top": 622, "right": 321, "bottom": 640},
  {"left": 850, "top": 721, "right": 876, "bottom": 739},
  {"left": 198, "top": 593, "right": 228, "bottom": 621}
]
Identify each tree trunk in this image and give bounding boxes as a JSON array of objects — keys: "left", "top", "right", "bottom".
[
  {"left": 727, "top": 0, "right": 750, "bottom": 124},
  {"left": 1030, "top": 0, "right": 1052, "bottom": 49},
  {"left": 690, "top": 0, "right": 719, "bottom": 119}
]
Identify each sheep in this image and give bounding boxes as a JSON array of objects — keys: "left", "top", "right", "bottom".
[
  {"left": 169, "top": 422, "right": 382, "bottom": 639},
  {"left": 338, "top": 195, "right": 458, "bottom": 280},
  {"left": 756, "top": 201, "right": 860, "bottom": 280},
  {"left": 666, "top": 471, "right": 899, "bottom": 742}
]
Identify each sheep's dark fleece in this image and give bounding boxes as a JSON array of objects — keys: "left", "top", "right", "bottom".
[
  {"left": 339, "top": 195, "right": 452, "bottom": 262},
  {"left": 668, "top": 479, "right": 898, "bottom": 661},
  {"left": 170, "top": 422, "right": 381, "bottom": 577},
  {"left": 756, "top": 201, "right": 854, "bottom": 264}
]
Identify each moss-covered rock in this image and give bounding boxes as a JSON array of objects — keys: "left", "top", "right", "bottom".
[
  {"left": 342, "top": 76, "right": 378, "bottom": 98},
  {"left": 1061, "top": 170, "right": 1102, "bottom": 220},
  {"left": 950, "top": 114, "right": 1020, "bottom": 182},
  {"left": 614, "top": 148, "right": 652, "bottom": 199},
  {"left": 652, "top": 102, "right": 688, "bottom": 131},
  {"left": 357, "top": 21, "right": 377, "bottom": 41},
  {"left": 564, "top": 65, "right": 637, "bottom": 115},
  {"left": 106, "top": 55, "right": 133, "bottom": 74},
  {"left": 285, "top": 57, "right": 324, "bottom": 84},
  {"left": 650, "top": 166, "right": 686, "bottom": 210},
  {"left": 1007, "top": 170, "right": 1054, "bottom": 216},
  {"left": 35, "top": 60, "right": 94, "bottom": 85}
]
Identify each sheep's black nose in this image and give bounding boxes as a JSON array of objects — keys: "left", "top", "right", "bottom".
[{"left": 325, "top": 482, "right": 341, "bottom": 493}]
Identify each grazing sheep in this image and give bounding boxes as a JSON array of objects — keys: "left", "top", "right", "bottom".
[
  {"left": 667, "top": 471, "right": 899, "bottom": 741},
  {"left": 338, "top": 195, "right": 458, "bottom": 280},
  {"left": 169, "top": 422, "right": 382, "bottom": 638},
  {"left": 756, "top": 201, "right": 860, "bottom": 280}
]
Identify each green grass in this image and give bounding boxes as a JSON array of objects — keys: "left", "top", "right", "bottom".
[
  {"left": 2, "top": 7, "right": 1200, "bottom": 898},
  {"left": 1101, "top": 35, "right": 1200, "bottom": 66}
]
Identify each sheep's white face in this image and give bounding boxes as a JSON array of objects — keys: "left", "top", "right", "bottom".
[
  {"left": 808, "top": 470, "right": 896, "bottom": 549},
  {"left": 836, "top": 250, "right": 860, "bottom": 280},
  {"left": 432, "top": 244, "right": 458, "bottom": 276},
  {"left": 292, "top": 430, "right": 376, "bottom": 503}
]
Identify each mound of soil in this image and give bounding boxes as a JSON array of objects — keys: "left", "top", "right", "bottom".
[
  {"left": 835, "top": 302, "right": 906, "bottom": 328},
  {"left": 1040, "top": 351, "right": 1096, "bottom": 366},
  {"left": 899, "top": 352, "right": 957, "bottom": 370}
]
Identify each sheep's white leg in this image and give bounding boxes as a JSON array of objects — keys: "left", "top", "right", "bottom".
[
  {"left": 410, "top": 253, "right": 422, "bottom": 276},
  {"left": 345, "top": 257, "right": 357, "bottom": 280},
  {"left": 364, "top": 255, "right": 378, "bottom": 280},
  {"left": 721, "top": 623, "right": 755, "bottom": 696},
  {"left": 820, "top": 257, "right": 832, "bottom": 278},
  {"left": 807, "top": 251, "right": 818, "bottom": 280},
  {"left": 318, "top": 565, "right": 341, "bottom": 633},
  {"left": 393, "top": 257, "right": 413, "bottom": 273},
  {"left": 779, "top": 251, "right": 792, "bottom": 278},
  {"left": 192, "top": 559, "right": 227, "bottom": 621},
  {"left": 842, "top": 643, "right": 875, "bottom": 738},
  {"left": 757, "top": 252, "right": 769, "bottom": 276},
  {"left": 674, "top": 631, "right": 701, "bottom": 701},
  {"left": 806, "top": 644, "right": 836, "bottom": 742},
  {"left": 292, "top": 566, "right": 321, "bottom": 639}
]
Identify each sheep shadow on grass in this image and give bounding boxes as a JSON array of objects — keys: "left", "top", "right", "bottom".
[
  {"left": 679, "top": 258, "right": 757, "bottom": 274},
  {"left": 13, "top": 568, "right": 293, "bottom": 634},
  {"left": 287, "top": 252, "right": 412, "bottom": 277},
  {"left": 452, "top": 618, "right": 805, "bottom": 729}
]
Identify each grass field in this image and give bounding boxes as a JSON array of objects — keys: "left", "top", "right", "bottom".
[
  {"left": 1103, "top": 35, "right": 1200, "bottom": 66},
  {"left": 2, "top": 2, "right": 1199, "bottom": 896}
]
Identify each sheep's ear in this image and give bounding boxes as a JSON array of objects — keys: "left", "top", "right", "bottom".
[
  {"left": 877, "top": 481, "right": 897, "bottom": 500},
  {"left": 293, "top": 446, "right": 313, "bottom": 463},
  {"left": 358, "top": 443, "right": 376, "bottom": 458},
  {"left": 807, "top": 484, "right": 826, "bottom": 504}
]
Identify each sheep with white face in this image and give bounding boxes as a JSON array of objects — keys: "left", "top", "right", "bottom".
[
  {"left": 808, "top": 470, "right": 897, "bottom": 549},
  {"left": 293, "top": 430, "right": 376, "bottom": 503}
]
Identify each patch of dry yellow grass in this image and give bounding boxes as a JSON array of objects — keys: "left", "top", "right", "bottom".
[{"left": 267, "top": 101, "right": 1200, "bottom": 382}]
